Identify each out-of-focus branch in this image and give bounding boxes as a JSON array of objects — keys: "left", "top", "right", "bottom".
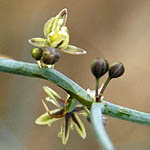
[{"left": 91, "top": 102, "right": 114, "bottom": 150}]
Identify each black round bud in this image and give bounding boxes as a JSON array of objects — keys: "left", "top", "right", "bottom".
[
  {"left": 109, "top": 62, "right": 125, "bottom": 78},
  {"left": 41, "top": 48, "right": 60, "bottom": 65},
  {"left": 91, "top": 58, "right": 109, "bottom": 79},
  {"left": 31, "top": 48, "right": 43, "bottom": 60}
]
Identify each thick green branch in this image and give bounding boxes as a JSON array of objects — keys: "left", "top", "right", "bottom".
[
  {"left": 91, "top": 102, "right": 114, "bottom": 150},
  {"left": 0, "top": 58, "right": 150, "bottom": 125},
  {"left": 0, "top": 58, "right": 92, "bottom": 108}
]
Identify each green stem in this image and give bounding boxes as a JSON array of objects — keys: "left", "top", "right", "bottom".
[
  {"left": 98, "top": 77, "right": 111, "bottom": 100},
  {"left": 1, "top": 58, "right": 150, "bottom": 125},
  {"left": 95, "top": 78, "right": 99, "bottom": 102},
  {"left": 0, "top": 58, "right": 92, "bottom": 108},
  {"left": 91, "top": 102, "right": 114, "bottom": 150},
  {"left": 103, "top": 101, "right": 150, "bottom": 125}
]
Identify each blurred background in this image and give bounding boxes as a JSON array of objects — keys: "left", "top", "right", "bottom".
[{"left": 0, "top": 0, "right": 150, "bottom": 149}]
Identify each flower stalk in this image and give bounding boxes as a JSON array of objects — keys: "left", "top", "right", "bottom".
[
  {"left": 95, "top": 78, "right": 99, "bottom": 101},
  {"left": 98, "top": 76, "right": 111, "bottom": 100}
]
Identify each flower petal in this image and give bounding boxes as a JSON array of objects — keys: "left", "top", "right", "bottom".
[
  {"left": 69, "top": 120, "right": 74, "bottom": 131},
  {"left": 47, "top": 26, "right": 69, "bottom": 49},
  {"left": 43, "top": 86, "right": 61, "bottom": 107},
  {"left": 58, "top": 8, "right": 67, "bottom": 26},
  {"left": 71, "top": 113, "right": 86, "bottom": 139},
  {"left": 28, "top": 38, "right": 49, "bottom": 47},
  {"left": 41, "top": 100, "right": 65, "bottom": 118},
  {"left": 43, "top": 86, "right": 64, "bottom": 107},
  {"left": 43, "top": 17, "right": 56, "bottom": 37},
  {"left": 56, "top": 26, "right": 69, "bottom": 49},
  {"left": 59, "top": 45, "right": 87, "bottom": 55},
  {"left": 43, "top": 8, "right": 67, "bottom": 38},
  {"left": 51, "top": 8, "right": 68, "bottom": 32},
  {"left": 35, "top": 112, "right": 59, "bottom": 126},
  {"left": 50, "top": 109, "right": 65, "bottom": 118},
  {"left": 43, "top": 86, "right": 61, "bottom": 100},
  {"left": 46, "top": 97, "right": 60, "bottom": 107},
  {"left": 79, "top": 112, "right": 88, "bottom": 117},
  {"left": 58, "top": 114, "right": 71, "bottom": 145}
]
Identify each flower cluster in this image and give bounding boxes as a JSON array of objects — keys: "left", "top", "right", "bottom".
[
  {"left": 36, "top": 86, "right": 87, "bottom": 144},
  {"left": 91, "top": 58, "right": 125, "bottom": 102},
  {"left": 29, "top": 8, "right": 87, "bottom": 67},
  {"left": 33, "top": 9, "right": 125, "bottom": 147}
]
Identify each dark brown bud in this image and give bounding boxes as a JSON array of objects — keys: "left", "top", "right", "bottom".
[
  {"left": 31, "top": 48, "right": 43, "bottom": 60},
  {"left": 91, "top": 58, "right": 109, "bottom": 79},
  {"left": 41, "top": 47, "right": 60, "bottom": 65},
  {"left": 109, "top": 62, "right": 125, "bottom": 78}
]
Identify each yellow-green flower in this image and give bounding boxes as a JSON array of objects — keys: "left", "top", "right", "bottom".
[
  {"left": 29, "top": 8, "right": 87, "bottom": 55},
  {"left": 35, "top": 86, "right": 87, "bottom": 144}
]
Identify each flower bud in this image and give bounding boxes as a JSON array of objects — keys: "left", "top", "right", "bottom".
[
  {"left": 31, "top": 48, "right": 43, "bottom": 60},
  {"left": 91, "top": 58, "right": 109, "bottom": 79},
  {"left": 109, "top": 62, "right": 125, "bottom": 78},
  {"left": 41, "top": 48, "right": 60, "bottom": 65}
]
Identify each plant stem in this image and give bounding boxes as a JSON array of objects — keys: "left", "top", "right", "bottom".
[
  {"left": 1, "top": 58, "right": 150, "bottom": 125},
  {"left": 98, "top": 77, "right": 111, "bottom": 100},
  {"left": 0, "top": 58, "right": 92, "bottom": 108},
  {"left": 91, "top": 102, "right": 114, "bottom": 150},
  {"left": 95, "top": 78, "right": 99, "bottom": 102}
]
